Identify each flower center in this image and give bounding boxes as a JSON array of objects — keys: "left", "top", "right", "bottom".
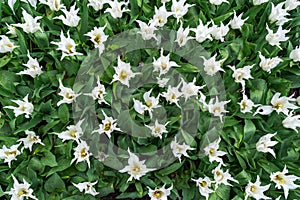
[
  {"left": 241, "top": 101, "right": 247, "bottom": 110},
  {"left": 131, "top": 165, "right": 141, "bottom": 173},
  {"left": 66, "top": 93, "right": 73, "bottom": 99},
  {"left": 158, "top": 16, "right": 164, "bottom": 24},
  {"left": 209, "top": 65, "right": 215, "bottom": 72},
  {"left": 154, "top": 127, "right": 161, "bottom": 133},
  {"left": 213, "top": 106, "right": 221, "bottom": 113},
  {"left": 119, "top": 70, "right": 128, "bottom": 80},
  {"left": 209, "top": 148, "right": 215, "bottom": 156},
  {"left": 17, "top": 188, "right": 28, "bottom": 197},
  {"left": 146, "top": 101, "right": 152, "bottom": 108},
  {"left": 179, "top": 37, "right": 184, "bottom": 44},
  {"left": 94, "top": 34, "right": 102, "bottom": 44},
  {"left": 171, "top": 93, "right": 176, "bottom": 100},
  {"left": 69, "top": 129, "right": 76, "bottom": 138},
  {"left": 153, "top": 190, "right": 164, "bottom": 198},
  {"left": 21, "top": 106, "right": 27, "bottom": 111},
  {"left": 97, "top": 90, "right": 103, "bottom": 98},
  {"left": 161, "top": 63, "right": 167, "bottom": 70},
  {"left": 216, "top": 171, "right": 224, "bottom": 181},
  {"left": 237, "top": 73, "right": 244, "bottom": 81},
  {"left": 200, "top": 181, "right": 207, "bottom": 187},
  {"left": 274, "top": 174, "right": 286, "bottom": 185},
  {"left": 6, "top": 43, "right": 13, "bottom": 48},
  {"left": 273, "top": 102, "right": 283, "bottom": 109},
  {"left": 80, "top": 148, "right": 88, "bottom": 158},
  {"left": 86, "top": 184, "right": 91, "bottom": 190},
  {"left": 250, "top": 185, "right": 256, "bottom": 192},
  {"left": 5, "top": 150, "right": 17, "bottom": 156},
  {"left": 31, "top": 65, "right": 38, "bottom": 70},
  {"left": 260, "top": 141, "right": 267, "bottom": 148},
  {"left": 54, "top": 0, "right": 59, "bottom": 10},
  {"left": 66, "top": 43, "right": 74, "bottom": 53},
  {"left": 30, "top": 136, "right": 38, "bottom": 142},
  {"left": 104, "top": 122, "right": 111, "bottom": 131},
  {"left": 177, "top": 145, "right": 183, "bottom": 153}
]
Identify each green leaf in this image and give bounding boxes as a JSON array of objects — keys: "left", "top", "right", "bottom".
[
  {"left": 116, "top": 192, "right": 140, "bottom": 199},
  {"left": 28, "top": 157, "right": 45, "bottom": 173},
  {"left": 45, "top": 157, "right": 71, "bottom": 177},
  {"left": 75, "top": 161, "right": 87, "bottom": 172},
  {"left": 44, "top": 173, "right": 66, "bottom": 193},
  {"left": 16, "top": 29, "right": 27, "bottom": 55},
  {"left": 176, "top": 63, "right": 200, "bottom": 73},
  {"left": 129, "top": 0, "right": 139, "bottom": 16},
  {"left": 14, "top": 117, "right": 43, "bottom": 134},
  {"left": 58, "top": 104, "right": 69, "bottom": 124},
  {"left": 158, "top": 162, "right": 184, "bottom": 176},
  {"left": 213, "top": 11, "right": 233, "bottom": 23},
  {"left": 135, "top": 182, "right": 143, "bottom": 197},
  {"left": 216, "top": 184, "right": 230, "bottom": 200},
  {"left": 181, "top": 129, "right": 196, "bottom": 147},
  {"left": 258, "top": 159, "right": 280, "bottom": 174},
  {"left": 235, "top": 151, "right": 247, "bottom": 170},
  {"left": 40, "top": 150, "right": 58, "bottom": 167},
  {"left": 98, "top": 184, "right": 115, "bottom": 197},
  {"left": 235, "top": 170, "right": 252, "bottom": 185},
  {"left": 41, "top": 120, "right": 60, "bottom": 133},
  {"left": 0, "top": 55, "right": 11, "bottom": 68},
  {"left": 243, "top": 119, "right": 256, "bottom": 142},
  {"left": 0, "top": 185, "right": 3, "bottom": 197},
  {"left": 79, "top": 1, "right": 89, "bottom": 42},
  {"left": 182, "top": 187, "right": 195, "bottom": 200},
  {"left": 250, "top": 79, "right": 267, "bottom": 103},
  {"left": 34, "top": 31, "right": 49, "bottom": 49},
  {"left": 0, "top": 70, "right": 19, "bottom": 92}
]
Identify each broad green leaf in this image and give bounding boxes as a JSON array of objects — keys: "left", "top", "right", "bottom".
[
  {"left": 243, "top": 119, "right": 256, "bottom": 142},
  {"left": 158, "top": 162, "right": 184, "bottom": 176},
  {"left": 58, "top": 104, "right": 69, "bottom": 124},
  {"left": 45, "top": 157, "right": 71, "bottom": 177},
  {"left": 44, "top": 173, "right": 65, "bottom": 193},
  {"left": 0, "top": 70, "right": 19, "bottom": 92},
  {"left": 40, "top": 150, "right": 58, "bottom": 167}
]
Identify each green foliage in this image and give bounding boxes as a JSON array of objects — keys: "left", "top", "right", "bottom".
[{"left": 0, "top": 0, "right": 300, "bottom": 199}]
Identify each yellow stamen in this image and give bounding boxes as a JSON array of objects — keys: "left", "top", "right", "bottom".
[
  {"left": 119, "top": 71, "right": 128, "bottom": 80},
  {"left": 17, "top": 189, "right": 28, "bottom": 197},
  {"left": 274, "top": 174, "right": 286, "bottom": 185},
  {"left": 146, "top": 101, "right": 152, "bottom": 108},
  {"left": 153, "top": 190, "right": 164, "bottom": 198},
  {"left": 200, "top": 181, "right": 207, "bottom": 187},
  {"left": 54, "top": 0, "right": 59, "bottom": 10},
  {"left": 80, "top": 148, "right": 87, "bottom": 158},
  {"left": 5, "top": 43, "right": 13, "bottom": 48},
  {"left": 171, "top": 94, "right": 176, "bottom": 100},
  {"left": 241, "top": 101, "right": 247, "bottom": 110},
  {"left": 94, "top": 34, "right": 102, "bottom": 44},
  {"left": 104, "top": 122, "right": 111, "bottom": 131},
  {"left": 154, "top": 127, "right": 161, "bottom": 133},
  {"left": 209, "top": 148, "right": 215, "bottom": 156},
  {"left": 132, "top": 166, "right": 140, "bottom": 173},
  {"left": 66, "top": 43, "right": 74, "bottom": 53},
  {"left": 273, "top": 102, "right": 283, "bottom": 109},
  {"left": 66, "top": 93, "right": 73, "bottom": 99},
  {"left": 5, "top": 150, "right": 17, "bottom": 157},
  {"left": 69, "top": 130, "right": 76, "bottom": 138},
  {"left": 250, "top": 185, "right": 256, "bottom": 192},
  {"left": 161, "top": 63, "right": 167, "bottom": 70},
  {"left": 213, "top": 107, "right": 221, "bottom": 113}
]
